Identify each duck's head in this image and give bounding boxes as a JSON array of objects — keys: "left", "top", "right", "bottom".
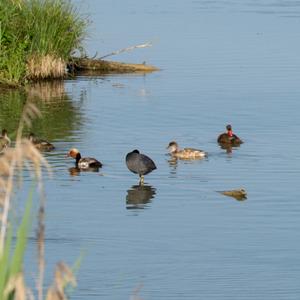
[
  {"left": 226, "top": 124, "right": 233, "bottom": 136},
  {"left": 2, "top": 129, "right": 8, "bottom": 137},
  {"left": 226, "top": 124, "right": 232, "bottom": 131},
  {"left": 167, "top": 141, "right": 179, "bottom": 153},
  {"left": 68, "top": 148, "right": 80, "bottom": 159},
  {"left": 238, "top": 188, "right": 247, "bottom": 196}
]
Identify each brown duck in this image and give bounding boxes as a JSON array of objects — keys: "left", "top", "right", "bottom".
[
  {"left": 167, "top": 141, "right": 206, "bottom": 159},
  {"left": 218, "top": 188, "right": 247, "bottom": 201},
  {"left": 28, "top": 133, "right": 55, "bottom": 151},
  {"left": 217, "top": 124, "right": 243, "bottom": 146}
]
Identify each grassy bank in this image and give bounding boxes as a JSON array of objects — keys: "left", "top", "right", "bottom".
[{"left": 0, "top": 0, "right": 87, "bottom": 85}]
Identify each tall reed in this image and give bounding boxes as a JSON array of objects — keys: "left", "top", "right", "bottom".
[
  {"left": 0, "top": 101, "right": 77, "bottom": 299},
  {"left": 0, "top": 0, "right": 87, "bottom": 84}
]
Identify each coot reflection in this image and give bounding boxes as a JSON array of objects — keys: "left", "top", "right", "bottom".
[{"left": 126, "top": 184, "right": 156, "bottom": 209}]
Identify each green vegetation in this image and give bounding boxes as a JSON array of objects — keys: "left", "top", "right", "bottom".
[
  {"left": 0, "top": 194, "right": 33, "bottom": 299},
  {"left": 0, "top": 81, "right": 85, "bottom": 141},
  {"left": 0, "top": 0, "right": 87, "bottom": 85}
]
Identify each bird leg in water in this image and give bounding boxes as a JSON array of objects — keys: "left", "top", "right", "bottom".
[{"left": 139, "top": 175, "right": 145, "bottom": 185}]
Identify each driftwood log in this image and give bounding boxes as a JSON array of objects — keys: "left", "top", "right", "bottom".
[{"left": 69, "top": 58, "right": 159, "bottom": 74}]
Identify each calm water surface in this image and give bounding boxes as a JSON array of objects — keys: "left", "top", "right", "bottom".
[{"left": 1, "top": 0, "right": 300, "bottom": 299}]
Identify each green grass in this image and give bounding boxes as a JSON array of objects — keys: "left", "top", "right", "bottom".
[
  {"left": 0, "top": 0, "right": 87, "bottom": 85},
  {"left": 0, "top": 191, "right": 33, "bottom": 299}
]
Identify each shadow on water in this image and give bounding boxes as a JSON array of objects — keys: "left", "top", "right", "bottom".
[
  {"left": 126, "top": 184, "right": 156, "bottom": 210},
  {"left": 0, "top": 81, "right": 84, "bottom": 141}
]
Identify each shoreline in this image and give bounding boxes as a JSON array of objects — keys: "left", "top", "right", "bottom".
[{"left": 0, "top": 58, "right": 159, "bottom": 89}]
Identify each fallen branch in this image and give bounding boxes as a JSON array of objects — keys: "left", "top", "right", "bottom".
[
  {"left": 99, "top": 41, "right": 153, "bottom": 60},
  {"left": 70, "top": 58, "right": 159, "bottom": 74}
]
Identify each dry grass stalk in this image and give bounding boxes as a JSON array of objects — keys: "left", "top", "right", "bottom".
[
  {"left": 0, "top": 102, "right": 50, "bottom": 255},
  {"left": 0, "top": 102, "right": 47, "bottom": 300},
  {"left": 0, "top": 101, "right": 77, "bottom": 300},
  {"left": 130, "top": 284, "right": 144, "bottom": 300},
  {"left": 26, "top": 55, "right": 66, "bottom": 80},
  {"left": 4, "top": 273, "right": 26, "bottom": 300},
  {"left": 4, "top": 272, "right": 35, "bottom": 300},
  {"left": 0, "top": 118, "right": 50, "bottom": 256},
  {"left": 22, "top": 103, "right": 42, "bottom": 128},
  {"left": 37, "top": 191, "right": 46, "bottom": 300},
  {"left": 46, "top": 262, "right": 76, "bottom": 300}
]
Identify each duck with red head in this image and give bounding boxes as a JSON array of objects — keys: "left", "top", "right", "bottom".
[
  {"left": 217, "top": 124, "right": 243, "bottom": 146},
  {"left": 67, "top": 148, "right": 102, "bottom": 169},
  {"left": 0, "top": 129, "right": 11, "bottom": 153}
]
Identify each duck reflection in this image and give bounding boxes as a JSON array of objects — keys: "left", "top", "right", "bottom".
[
  {"left": 68, "top": 166, "right": 100, "bottom": 176},
  {"left": 219, "top": 143, "right": 242, "bottom": 154},
  {"left": 126, "top": 184, "right": 156, "bottom": 209},
  {"left": 220, "top": 143, "right": 233, "bottom": 154},
  {"left": 167, "top": 156, "right": 178, "bottom": 176},
  {"left": 166, "top": 155, "right": 206, "bottom": 177}
]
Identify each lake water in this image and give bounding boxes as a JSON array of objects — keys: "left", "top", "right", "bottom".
[{"left": 1, "top": 0, "right": 300, "bottom": 299}]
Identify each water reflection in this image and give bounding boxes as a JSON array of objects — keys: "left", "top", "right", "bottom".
[
  {"left": 0, "top": 81, "right": 84, "bottom": 141},
  {"left": 68, "top": 167, "right": 100, "bottom": 176},
  {"left": 219, "top": 144, "right": 242, "bottom": 154},
  {"left": 167, "top": 156, "right": 178, "bottom": 177},
  {"left": 126, "top": 184, "right": 156, "bottom": 209},
  {"left": 166, "top": 155, "right": 207, "bottom": 176}
]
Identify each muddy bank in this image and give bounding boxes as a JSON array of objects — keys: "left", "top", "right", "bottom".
[
  {"left": 69, "top": 58, "right": 159, "bottom": 74},
  {"left": 0, "top": 58, "right": 159, "bottom": 88}
]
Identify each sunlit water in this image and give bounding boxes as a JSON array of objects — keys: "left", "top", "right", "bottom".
[{"left": 1, "top": 0, "right": 300, "bottom": 299}]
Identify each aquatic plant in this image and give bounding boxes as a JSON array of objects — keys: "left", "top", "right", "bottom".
[
  {"left": 0, "top": 102, "right": 77, "bottom": 299},
  {"left": 0, "top": 0, "right": 87, "bottom": 85}
]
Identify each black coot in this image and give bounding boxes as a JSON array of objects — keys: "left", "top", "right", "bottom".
[{"left": 126, "top": 149, "right": 157, "bottom": 184}]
